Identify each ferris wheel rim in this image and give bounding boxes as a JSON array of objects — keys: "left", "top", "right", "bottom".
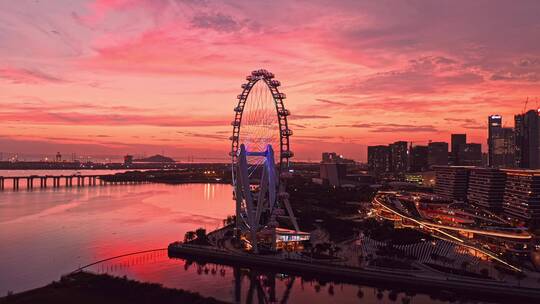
[{"left": 230, "top": 69, "right": 293, "bottom": 184}]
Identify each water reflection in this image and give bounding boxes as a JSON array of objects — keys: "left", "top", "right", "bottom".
[{"left": 0, "top": 183, "right": 234, "bottom": 294}]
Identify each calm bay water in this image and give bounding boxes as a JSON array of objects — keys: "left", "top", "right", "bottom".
[
  {"left": 0, "top": 180, "right": 232, "bottom": 294},
  {"left": 0, "top": 172, "right": 471, "bottom": 303}
]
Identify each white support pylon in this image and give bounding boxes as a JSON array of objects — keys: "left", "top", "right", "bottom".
[{"left": 234, "top": 143, "right": 298, "bottom": 253}]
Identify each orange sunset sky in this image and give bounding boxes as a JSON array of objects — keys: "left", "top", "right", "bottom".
[{"left": 1, "top": 0, "right": 539, "bottom": 162}]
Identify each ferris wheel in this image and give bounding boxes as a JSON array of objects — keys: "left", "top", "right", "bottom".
[{"left": 229, "top": 69, "right": 298, "bottom": 252}]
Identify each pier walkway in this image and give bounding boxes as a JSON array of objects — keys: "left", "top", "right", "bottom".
[{"left": 0, "top": 174, "right": 149, "bottom": 190}]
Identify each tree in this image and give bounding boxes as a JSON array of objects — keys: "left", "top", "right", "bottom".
[
  {"left": 184, "top": 231, "right": 196, "bottom": 243},
  {"left": 330, "top": 246, "right": 342, "bottom": 258},
  {"left": 195, "top": 228, "right": 207, "bottom": 241},
  {"left": 223, "top": 215, "right": 236, "bottom": 226},
  {"left": 314, "top": 243, "right": 326, "bottom": 256},
  {"left": 303, "top": 241, "right": 313, "bottom": 260},
  {"left": 321, "top": 242, "right": 332, "bottom": 254}
]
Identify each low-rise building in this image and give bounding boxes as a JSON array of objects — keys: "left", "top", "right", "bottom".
[
  {"left": 434, "top": 166, "right": 471, "bottom": 202},
  {"left": 467, "top": 168, "right": 507, "bottom": 211},
  {"left": 502, "top": 169, "right": 540, "bottom": 224}
]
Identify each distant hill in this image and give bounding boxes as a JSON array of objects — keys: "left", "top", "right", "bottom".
[{"left": 134, "top": 154, "right": 176, "bottom": 163}]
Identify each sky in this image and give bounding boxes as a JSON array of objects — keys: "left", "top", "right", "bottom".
[{"left": 1, "top": 0, "right": 540, "bottom": 162}]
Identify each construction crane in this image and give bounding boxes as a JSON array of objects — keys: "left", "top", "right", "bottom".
[{"left": 523, "top": 96, "right": 529, "bottom": 113}]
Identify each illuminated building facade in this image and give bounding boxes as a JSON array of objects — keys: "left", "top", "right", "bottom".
[
  {"left": 488, "top": 115, "right": 502, "bottom": 166},
  {"left": 257, "top": 228, "right": 310, "bottom": 251},
  {"left": 488, "top": 114, "right": 510, "bottom": 168},
  {"left": 502, "top": 169, "right": 540, "bottom": 223},
  {"left": 389, "top": 141, "right": 409, "bottom": 173},
  {"left": 491, "top": 127, "right": 515, "bottom": 168}
]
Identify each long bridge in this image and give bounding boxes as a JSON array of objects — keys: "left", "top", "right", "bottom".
[{"left": 0, "top": 174, "right": 148, "bottom": 190}]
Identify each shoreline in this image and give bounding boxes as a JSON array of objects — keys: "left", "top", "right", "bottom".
[{"left": 0, "top": 271, "right": 227, "bottom": 304}]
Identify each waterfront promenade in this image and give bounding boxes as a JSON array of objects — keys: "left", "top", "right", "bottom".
[{"left": 168, "top": 242, "right": 540, "bottom": 301}]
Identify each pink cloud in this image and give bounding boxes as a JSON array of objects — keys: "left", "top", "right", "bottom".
[
  {"left": 0, "top": 67, "right": 65, "bottom": 84},
  {"left": 0, "top": 110, "right": 229, "bottom": 127},
  {"left": 2, "top": 0, "right": 540, "bottom": 161}
]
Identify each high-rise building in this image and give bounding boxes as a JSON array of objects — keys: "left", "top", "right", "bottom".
[
  {"left": 459, "top": 143, "right": 482, "bottom": 166},
  {"left": 502, "top": 169, "right": 540, "bottom": 223},
  {"left": 514, "top": 113, "right": 524, "bottom": 167},
  {"left": 515, "top": 110, "right": 540, "bottom": 169},
  {"left": 322, "top": 152, "right": 337, "bottom": 163},
  {"left": 451, "top": 134, "right": 466, "bottom": 165},
  {"left": 409, "top": 145, "right": 429, "bottom": 172},
  {"left": 491, "top": 127, "right": 515, "bottom": 168},
  {"left": 488, "top": 115, "right": 502, "bottom": 167},
  {"left": 367, "top": 145, "right": 390, "bottom": 173},
  {"left": 434, "top": 166, "right": 470, "bottom": 202},
  {"left": 389, "top": 141, "right": 408, "bottom": 173},
  {"left": 428, "top": 142, "right": 449, "bottom": 167},
  {"left": 467, "top": 168, "right": 507, "bottom": 211}
]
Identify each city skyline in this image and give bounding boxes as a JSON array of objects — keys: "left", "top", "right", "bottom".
[{"left": 1, "top": 0, "right": 540, "bottom": 161}]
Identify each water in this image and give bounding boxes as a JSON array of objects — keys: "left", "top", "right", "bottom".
[
  {"left": 0, "top": 176, "right": 481, "bottom": 303},
  {"left": 0, "top": 181, "right": 232, "bottom": 294}
]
